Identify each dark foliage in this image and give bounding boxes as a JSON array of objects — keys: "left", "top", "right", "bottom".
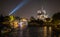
[{"left": 52, "top": 12, "right": 60, "bottom": 20}]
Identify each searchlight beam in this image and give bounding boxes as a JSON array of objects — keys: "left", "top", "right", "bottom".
[{"left": 9, "top": 0, "right": 29, "bottom": 15}]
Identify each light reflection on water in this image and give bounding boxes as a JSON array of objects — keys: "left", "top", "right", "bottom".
[{"left": 18, "top": 26, "right": 52, "bottom": 37}]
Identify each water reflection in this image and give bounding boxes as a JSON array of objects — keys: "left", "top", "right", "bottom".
[
  {"left": 43, "top": 26, "right": 47, "bottom": 37},
  {"left": 18, "top": 26, "right": 52, "bottom": 37}
]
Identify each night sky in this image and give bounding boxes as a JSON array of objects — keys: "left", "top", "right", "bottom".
[{"left": 1, "top": 0, "right": 60, "bottom": 18}]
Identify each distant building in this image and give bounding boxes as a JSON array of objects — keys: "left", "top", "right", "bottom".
[{"left": 37, "top": 7, "right": 48, "bottom": 20}]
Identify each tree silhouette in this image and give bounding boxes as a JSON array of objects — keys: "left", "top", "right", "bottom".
[
  {"left": 0, "top": 14, "right": 4, "bottom": 22},
  {"left": 52, "top": 12, "right": 60, "bottom": 37},
  {"left": 52, "top": 12, "right": 60, "bottom": 25},
  {"left": 52, "top": 12, "right": 60, "bottom": 20},
  {"left": 0, "top": 16, "right": 12, "bottom": 37},
  {"left": 30, "top": 16, "right": 36, "bottom": 22},
  {"left": 28, "top": 16, "right": 44, "bottom": 27},
  {"left": 36, "top": 19, "right": 44, "bottom": 27}
]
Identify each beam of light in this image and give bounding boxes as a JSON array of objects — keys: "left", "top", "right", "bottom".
[{"left": 9, "top": 0, "right": 30, "bottom": 15}]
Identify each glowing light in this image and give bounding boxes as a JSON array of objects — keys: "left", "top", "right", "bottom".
[
  {"left": 43, "top": 26, "right": 47, "bottom": 37},
  {"left": 13, "top": 21, "right": 18, "bottom": 28},
  {"left": 9, "top": 15, "right": 14, "bottom": 22},
  {"left": 19, "top": 18, "right": 28, "bottom": 29},
  {"left": 37, "top": 8, "right": 48, "bottom": 20},
  {"left": 9, "top": 0, "right": 30, "bottom": 15},
  {"left": 19, "top": 22, "right": 23, "bottom": 28},
  {"left": 37, "top": 10, "right": 41, "bottom": 13}
]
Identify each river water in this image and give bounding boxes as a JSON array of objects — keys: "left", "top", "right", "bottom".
[{"left": 16, "top": 26, "right": 52, "bottom": 37}]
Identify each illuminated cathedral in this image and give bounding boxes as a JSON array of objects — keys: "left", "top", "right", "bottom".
[{"left": 37, "top": 7, "right": 48, "bottom": 20}]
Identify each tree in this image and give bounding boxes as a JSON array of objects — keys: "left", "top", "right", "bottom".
[
  {"left": 30, "top": 16, "right": 36, "bottom": 21},
  {"left": 36, "top": 19, "right": 44, "bottom": 27},
  {"left": 44, "top": 18, "right": 52, "bottom": 27},
  {"left": 52, "top": 12, "right": 60, "bottom": 20},
  {"left": 52, "top": 12, "right": 60, "bottom": 37},
  {"left": 52, "top": 12, "right": 60, "bottom": 25},
  {"left": 0, "top": 14, "right": 4, "bottom": 22},
  {"left": 28, "top": 16, "right": 44, "bottom": 27}
]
